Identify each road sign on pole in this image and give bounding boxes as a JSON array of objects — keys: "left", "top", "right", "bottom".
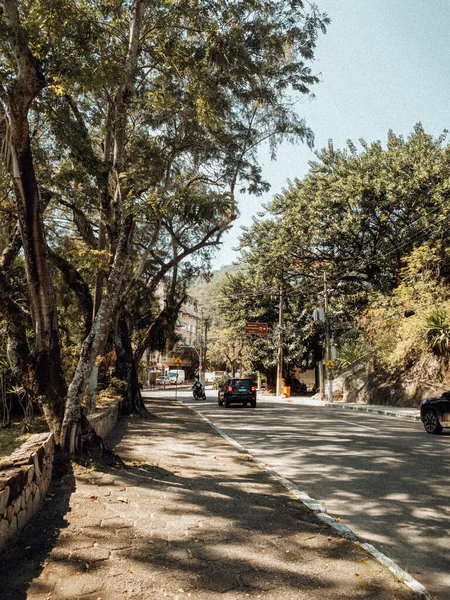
[
  {"left": 174, "top": 357, "right": 182, "bottom": 366},
  {"left": 245, "top": 322, "right": 268, "bottom": 335}
]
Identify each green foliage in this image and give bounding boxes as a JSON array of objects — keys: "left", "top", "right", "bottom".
[
  {"left": 425, "top": 310, "right": 450, "bottom": 356},
  {"left": 360, "top": 241, "right": 450, "bottom": 372},
  {"left": 252, "top": 126, "right": 450, "bottom": 295},
  {"left": 220, "top": 126, "right": 450, "bottom": 382},
  {"left": 212, "top": 375, "right": 229, "bottom": 390},
  {"left": 335, "top": 339, "right": 370, "bottom": 371},
  {"left": 108, "top": 377, "right": 128, "bottom": 392},
  {"left": 1, "top": 0, "right": 328, "bottom": 424},
  {"left": 207, "top": 326, "right": 246, "bottom": 373}
]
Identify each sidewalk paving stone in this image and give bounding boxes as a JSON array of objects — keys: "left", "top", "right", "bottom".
[{"left": 0, "top": 397, "right": 426, "bottom": 599}]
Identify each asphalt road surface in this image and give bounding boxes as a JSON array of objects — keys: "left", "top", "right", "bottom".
[{"left": 150, "top": 389, "right": 450, "bottom": 599}]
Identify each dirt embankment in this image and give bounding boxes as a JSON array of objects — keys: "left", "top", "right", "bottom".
[{"left": 334, "top": 356, "right": 450, "bottom": 407}]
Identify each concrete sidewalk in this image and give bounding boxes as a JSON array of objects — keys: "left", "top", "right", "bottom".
[{"left": 0, "top": 397, "right": 424, "bottom": 599}]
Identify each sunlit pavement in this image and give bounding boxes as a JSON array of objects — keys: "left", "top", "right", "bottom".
[
  {"left": 1, "top": 394, "right": 422, "bottom": 600},
  {"left": 148, "top": 387, "right": 450, "bottom": 599}
]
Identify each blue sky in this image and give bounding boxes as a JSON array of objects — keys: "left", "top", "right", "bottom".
[{"left": 211, "top": 0, "right": 450, "bottom": 268}]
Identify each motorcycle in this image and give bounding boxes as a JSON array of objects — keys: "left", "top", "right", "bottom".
[{"left": 192, "top": 382, "right": 206, "bottom": 400}]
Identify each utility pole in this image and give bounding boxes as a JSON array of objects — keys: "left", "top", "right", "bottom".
[
  {"left": 199, "top": 311, "right": 204, "bottom": 386},
  {"left": 323, "top": 272, "right": 333, "bottom": 402},
  {"left": 276, "top": 283, "right": 284, "bottom": 397},
  {"left": 202, "top": 317, "right": 208, "bottom": 385}
]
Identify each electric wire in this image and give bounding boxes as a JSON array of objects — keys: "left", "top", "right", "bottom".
[{"left": 222, "top": 204, "right": 450, "bottom": 302}]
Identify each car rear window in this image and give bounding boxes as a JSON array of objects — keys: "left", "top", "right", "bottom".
[{"left": 231, "top": 379, "right": 252, "bottom": 388}]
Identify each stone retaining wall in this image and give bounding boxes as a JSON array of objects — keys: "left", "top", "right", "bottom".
[
  {"left": 0, "top": 405, "right": 119, "bottom": 553},
  {"left": 0, "top": 432, "right": 55, "bottom": 553},
  {"left": 87, "top": 403, "right": 119, "bottom": 439}
]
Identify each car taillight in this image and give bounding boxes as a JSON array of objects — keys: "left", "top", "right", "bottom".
[
  {"left": 227, "top": 386, "right": 233, "bottom": 392},
  {"left": 251, "top": 386, "right": 256, "bottom": 392}
]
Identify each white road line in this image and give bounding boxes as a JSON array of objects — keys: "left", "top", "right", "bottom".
[
  {"left": 337, "top": 419, "right": 378, "bottom": 431},
  {"left": 185, "top": 404, "right": 432, "bottom": 600}
]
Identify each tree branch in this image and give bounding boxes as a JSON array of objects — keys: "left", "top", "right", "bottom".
[{"left": 47, "top": 247, "right": 93, "bottom": 339}]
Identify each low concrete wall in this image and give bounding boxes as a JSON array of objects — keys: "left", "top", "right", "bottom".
[
  {"left": 0, "top": 432, "right": 55, "bottom": 553},
  {"left": 87, "top": 403, "right": 119, "bottom": 439}
]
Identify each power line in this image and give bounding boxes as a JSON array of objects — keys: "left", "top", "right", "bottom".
[
  {"left": 358, "top": 210, "right": 450, "bottom": 269},
  {"left": 219, "top": 203, "right": 450, "bottom": 302}
]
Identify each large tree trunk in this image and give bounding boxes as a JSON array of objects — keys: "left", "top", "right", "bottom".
[
  {"left": 60, "top": 215, "right": 134, "bottom": 450},
  {"left": 60, "top": 0, "right": 146, "bottom": 452},
  {"left": 0, "top": 229, "right": 31, "bottom": 390},
  {"left": 12, "top": 134, "right": 67, "bottom": 437},
  {"left": 114, "top": 312, "right": 149, "bottom": 416},
  {"left": 0, "top": 271, "right": 31, "bottom": 388},
  {"left": 3, "top": 0, "right": 67, "bottom": 439}
]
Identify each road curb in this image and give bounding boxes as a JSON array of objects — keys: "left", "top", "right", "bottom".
[
  {"left": 256, "top": 395, "right": 422, "bottom": 422},
  {"left": 323, "top": 402, "right": 421, "bottom": 421},
  {"left": 186, "top": 404, "right": 433, "bottom": 600}
]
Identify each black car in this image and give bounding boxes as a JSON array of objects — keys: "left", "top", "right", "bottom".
[
  {"left": 218, "top": 378, "right": 257, "bottom": 408},
  {"left": 420, "top": 391, "right": 450, "bottom": 434}
]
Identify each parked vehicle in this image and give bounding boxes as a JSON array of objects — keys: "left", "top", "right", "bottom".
[
  {"left": 155, "top": 375, "right": 171, "bottom": 386},
  {"left": 420, "top": 391, "right": 450, "bottom": 434},
  {"left": 192, "top": 380, "right": 206, "bottom": 400},
  {"left": 167, "top": 369, "right": 185, "bottom": 384},
  {"left": 218, "top": 378, "right": 257, "bottom": 408}
]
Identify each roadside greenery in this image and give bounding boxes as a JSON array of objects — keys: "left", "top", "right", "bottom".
[
  {"left": 0, "top": 1, "right": 328, "bottom": 446},
  {"left": 212, "top": 126, "right": 450, "bottom": 396}
]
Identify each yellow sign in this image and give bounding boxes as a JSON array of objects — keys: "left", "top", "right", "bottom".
[
  {"left": 174, "top": 357, "right": 182, "bottom": 366},
  {"left": 325, "top": 360, "right": 334, "bottom": 369}
]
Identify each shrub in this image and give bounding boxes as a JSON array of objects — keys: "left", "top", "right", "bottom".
[
  {"left": 425, "top": 310, "right": 450, "bottom": 355},
  {"left": 213, "top": 375, "right": 229, "bottom": 389},
  {"left": 336, "top": 339, "right": 370, "bottom": 371}
]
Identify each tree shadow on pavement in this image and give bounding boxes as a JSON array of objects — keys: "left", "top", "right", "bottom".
[
  {"left": 0, "top": 398, "right": 422, "bottom": 599},
  {"left": 186, "top": 397, "right": 450, "bottom": 598},
  {"left": 81, "top": 398, "right": 416, "bottom": 599}
]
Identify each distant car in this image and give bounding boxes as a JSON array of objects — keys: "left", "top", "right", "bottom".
[
  {"left": 155, "top": 375, "right": 172, "bottom": 385},
  {"left": 167, "top": 369, "right": 185, "bottom": 384},
  {"left": 420, "top": 391, "right": 450, "bottom": 434},
  {"left": 218, "top": 378, "right": 257, "bottom": 408}
]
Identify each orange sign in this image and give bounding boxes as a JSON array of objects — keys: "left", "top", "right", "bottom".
[{"left": 245, "top": 322, "right": 268, "bottom": 335}]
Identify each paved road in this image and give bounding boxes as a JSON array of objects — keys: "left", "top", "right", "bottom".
[{"left": 150, "top": 389, "right": 450, "bottom": 599}]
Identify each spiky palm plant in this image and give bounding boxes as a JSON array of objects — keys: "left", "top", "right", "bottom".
[
  {"left": 335, "top": 340, "right": 370, "bottom": 371},
  {"left": 425, "top": 310, "right": 450, "bottom": 355}
]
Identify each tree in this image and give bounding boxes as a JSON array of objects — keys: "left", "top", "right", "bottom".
[
  {"left": 0, "top": 0, "right": 329, "bottom": 448},
  {"left": 251, "top": 127, "right": 450, "bottom": 291},
  {"left": 217, "top": 126, "right": 450, "bottom": 386},
  {"left": 0, "top": 0, "right": 67, "bottom": 436},
  {"left": 207, "top": 327, "right": 246, "bottom": 376}
]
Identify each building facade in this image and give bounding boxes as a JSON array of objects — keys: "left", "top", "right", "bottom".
[{"left": 145, "top": 295, "right": 201, "bottom": 380}]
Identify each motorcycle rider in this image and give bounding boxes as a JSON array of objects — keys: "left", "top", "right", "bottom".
[
  {"left": 192, "top": 377, "right": 202, "bottom": 392},
  {"left": 191, "top": 377, "right": 204, "bottom": 399}
]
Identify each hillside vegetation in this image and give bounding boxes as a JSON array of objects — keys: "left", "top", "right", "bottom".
[{"left": 207, "top": 126, "right": 450, "bottom": 402}]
